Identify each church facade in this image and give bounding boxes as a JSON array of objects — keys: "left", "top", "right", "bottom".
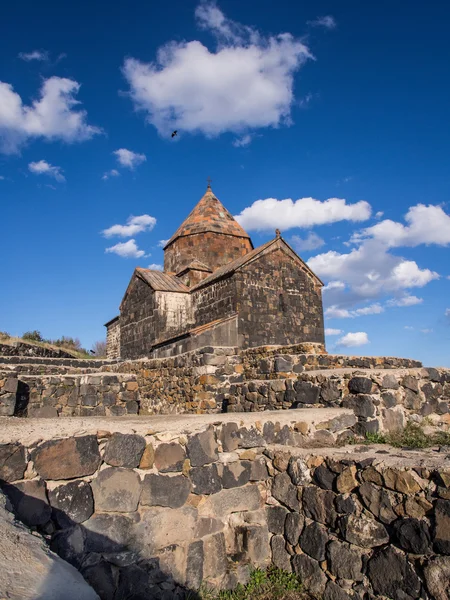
[{"left": 105, "top": 184, "right": 325, "bottom": 360}]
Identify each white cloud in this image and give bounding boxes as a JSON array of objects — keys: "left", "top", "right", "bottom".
[
  {"left": 0, "top": 77, "right": 101, "bottom": 154},
  {"left": 420, "top": 329, "right": 433, "bottom": 334},
  {"left": 323, "top": 281, "right": 345, "bottom": 291},
  {"left": 158, "top": 239, "right": 169, "bottom": 248},
  {"left": 105, "top": 239, "right": 145, "bottom": 259},
  {"left": 404, "top": 326, "right": 414, "bottom": 330},
  {"left": 375, "top": 211, "right": 384, "bottom": 219},
  {"left": 28, "top": 160, "right": 65, "bottom": 182},
  {"left": 232, "top": 134, "right": 253, "bottom": 147},
  {"left": 308, "top": 16, "right": 337, "bottom": 30},
  {"left": 354, "top": 303, "right": 384, "bottom": 316},
  {"left": 102, "top": 214, "right": 156, "bottom": 238},
  {"left": 291, "top": 232, "right": 325, "bottom": 252},
  {"left": 325, "top": 302, "right": 384, "bottom": 319},
  {"left": 325, "top": 328, "right": 342, "bottom": 336},
  {"left": 122, "top": 3, "right": 313, "bottom": 138},
  {"left": 387, "top": 295, "right": 423, "bottom": 307},
  {"left": 351, "top": 204, "right": 450, "bottom": 248},
  {"left": 147, "top": 263, "right": 163, "bottom": 271},
  {"left": 445, "top": 308, "right": 450, "bottom": 317},
  {"left": 336, "top": 331, "right": 369, "bottom": 347},
  {"left": 102, "top": 169, "right": 120, "bottom": 181},
  {"left": 113, "top": 148, "right": 146, "bottom": 169},
  {"left": 235, "top": 197, "right": 371, "bottom": 231},
  {"left": 325, "top": 306, "right": 352, "bottom": 319},
  {"left": 18, "top": 50, "right": 49, "bottom": 62}
]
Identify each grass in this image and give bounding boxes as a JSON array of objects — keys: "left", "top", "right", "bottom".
[
  {"left": 364, "top": 422, "right": 450, "bottom": 449},
  {"left": 192, "top": 567, "right": 315, "bottom": 600},
  {"left": 0, "top": 332, "right": 93, "bottom": 359}
]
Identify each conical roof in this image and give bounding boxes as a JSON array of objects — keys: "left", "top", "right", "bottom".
[{"left": 164, "top": 185, "right": 252, "bottom": 249}]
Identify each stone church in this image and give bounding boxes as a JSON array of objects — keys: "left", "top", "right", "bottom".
[{"left": 105, "top": 184, "right": 325, "bottom": 359}]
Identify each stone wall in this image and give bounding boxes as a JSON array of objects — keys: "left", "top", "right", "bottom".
[
  {"left": 120, "top": 276, "right": 159, "bottom": 360},
  {"left": 105, "top": 318, "right": 120, "bottom": 360},
  {"left": 1, "top": 421, "right": 449, "bottom": 600},
  {"left": 0, "top": 341, "right": 77, "bottom": 358},
  {"left": 235, "top": 247, "right": 325, "bottom": 348}
]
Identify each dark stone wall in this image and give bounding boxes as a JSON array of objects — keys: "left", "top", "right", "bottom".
[
  {"left": 236, "top": 248, "right": 325, "bottom": 348},
  {"left": 192, "top": 275, "right": 238, "bottom": 328},
  {"left": 164, "top": 232, "right": 252, "bottom": 274},
  {"left": 120, "top": 277, "right": 158, "bottom": 360}
]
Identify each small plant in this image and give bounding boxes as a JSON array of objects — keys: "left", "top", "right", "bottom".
[
  {"left": 22, "top": 330, "right": 44, "bottom": 342},
  {"left": 0, "top": 331, "right": 11, "bottom": 339},
  {"left": 364, "top": 422, "right": 450, "bottom": 449},
  {"left": 365, "top": 432, "right": 387, "bottom": 444}
]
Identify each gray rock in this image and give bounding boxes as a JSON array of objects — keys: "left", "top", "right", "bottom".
[
  {"left": 382, "top": 374, "right": 400, "bottom": 390},
  {"left": 50, "top": 525, "right": 85, "bottom": 568},
  {"left": 402, "top": 375, "right": 419, "bottom": 392},
  {"left": 222, "top": 461, "right": 251, "bottom": 488},
  {"left": 317, "top": 413, "right": 357, "bottom": 433},
  {"left": 340, "top": 513, "right": 389, "bottom": 548},
  {"left": 266, "top": 505, "right": 288, "bottom": 534},
  {"left": 394, "top": 517, "right": 430, "bottom": 554},
  {"left": 91, "top": 467, "right": 141, "bottom": 512},
  {"left": 271, "top": 535, "right": 291, "bottom": 571},
  {"left": 0, "top": 443, "right": 26, "bottom": 482},
  {"left": 48, "top": 480, "right": 94, "bottom": 525},
  {"left": 32, "top": 435, "right": 101, "bottom": 480},
  {"left": 291, "top": 553, "right": 327, "bottom": 596},
  {"left": 367, "top": 546, "right": 421, "bottom": 599},
  {"left": 203, "top": 532, "right": 228, "bottom": 580},
  {"left": 244, "top": 524, "right": 271, "bottom": 567},
  {"left": 335, "top": 494, "right": 356, "bottom": 515},
  {"left": 302, "top": 486, "right": 337, "bottom": 527},
  {"left": 294, "top": 381, "right": 320, "bottom": 404},
  {"left": 327, "top": 540, "right": 364, "bottom": 581},
  {"left": 140, "top": 473, "right": 191, "bottom": 508},
  {"left": 323, "top": 581, "right": 352, "bottom": 600},
  {"left": 0, "top": 393, "right": 16, "bottom": 416},
  {"left": 250, "top": 457, "right": 269, "bottom": 481},
  {"left": 220, "top": 422, "right": 239, "bottom": 452},
  {"left": 186, "top": 540, "right": 204, "bottom": 590},
  {"left": 154, "top": 442, "right": 186, "bottom": 472},
  {"left": 285, "top": 512, "right": 304, "bottom": 545},
  {"left": 236, "top": 427, "right": 265, "bottom": 448},
  {"left": 274, "top": 356, "right": 293, "bottom": 372},
  {"left": 381, "top": 391, "right": 398, "bottom": 408},
  {"left": 203, "top": 485, "right": 261, "bottom": 518},
  {"left": 82, "top": 560, "right": 116, "bottom": 600},
  {"left": 287, "top": 457, "right": 311, "bottom": 485},
  {"left": 434, "top": 499, "right": 450, "bottom": 554},
  {"left": 187, "top": 427, "right": 218, "bottom": 466},
  {"left": 114, "top": 563, "right": 165, "bottom": 600},
  {"left": 191, "top": 463, "right": 222, "bottom": 495},
  {"left": 345, "top": 394, "right": 376, "bottom": 417},
  {"left": 4, "top": 479, "right": 51, "bottom": 527},
  {"left": 103, "top": 432, "right": 146, "bottom": 468},
  {"left": 271, "top": 472, "right": 300, "bottom": 511},
  {"left": 359, "top": 482, "right": 398, "bottom": 524},
  {"left": 423, "top": 556, "right": 450, "bottom": 600},
  {"left": 299, "top": 521, "right": 328, "bottom": 561},
  {"left": 348, "top": 377, "right": 372, "bottom": 394},
  {"left": 320, "top": 380, "right": 341, "bottom": 403},
  {"left": 313, "top": 464, "right": 336, "bottom": 490},
  {"left": 84, "top": 513, "right": 135, "bottom": 553},
  {"left": 354, "top": 419, "right": 380, "bottom": 436},
  {"left": 28, "top": 406, "right": 59, "bottom": 418}
]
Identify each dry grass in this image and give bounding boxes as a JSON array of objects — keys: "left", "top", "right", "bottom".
[{"left": 0, "top": 332, "right": 92, "bottom": 359}]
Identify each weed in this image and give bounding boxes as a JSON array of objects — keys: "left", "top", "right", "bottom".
[{"left": 365, "top": 422, "right": 450, "bottom": 449}]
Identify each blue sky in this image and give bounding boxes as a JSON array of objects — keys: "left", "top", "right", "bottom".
[{"left": 1, "top": 0, "right": 449, "bottom": 366}]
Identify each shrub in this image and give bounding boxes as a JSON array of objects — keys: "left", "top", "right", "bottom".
[
  {"left": 22, "top": 330, "right": 44, "bottom": 342},
  {"left": 92, "top": 340, "right": 107, "bottom": 357}
]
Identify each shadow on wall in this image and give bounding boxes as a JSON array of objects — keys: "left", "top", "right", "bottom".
[
  {"left": 14, "top": 381, "right": 29, "bottom": 417},
  {"left": 0, "top": 483, "right": 202, "bottom": 600}
]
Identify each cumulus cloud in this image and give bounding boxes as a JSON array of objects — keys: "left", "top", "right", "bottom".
[
  {"left": 28, "top": 160, "right": 65, "bottom": 182},
  {"left": 18, "top": 50, "right": 49, "bottom": 62},
  {"left": 325, "top": 303, "right": 384, "bottom": 319},
  {"left": 323, "top": 281, "right": 346, "bottom": 292},
  {"left": 445, "top": 308, "right": 450, "bottom": 317},
  {"left": 158, "top": 239, "right": 169, "bottom": 248},
  {"left": 235, "top": 197, "right": 371, "bottom": 231},
  {"left": 113, "top": 148, "right": 146, "bottom": 169},
  {"left": 308, "top": 16, "right": 337, "bottom": 30},
  {"left": 291, "top": 232, "right": 325, "bottom": 252},
  {"left": 147, "top": 263, "right": 163, "bottom": 271},
  {"left": 102, "top": 214, "right": 156, "bottom": 238},
  {"left": 232, "top": 134, "right": 253, "bottom": 148},
  {"left": 351, "top": 204, "right": 450, "bottom": 248},
  {"left": 102, "top": 169, "right": 120, "bottom": 181},
  {"left": 0, "top": 77, "right": 101, "bottom": 154},
  {"left": 105, "top": 239, "right": 145, "bottom": 258},
  {"left": 122, "top": 2, "right": 313, "bottom": 138},
  {"left": 325, "top": 328, "right": 342, "bottom": 335},
  {"left": 387, "top": 295, "right": 423, "bottom": 307},
  {"left": 404, "top": 326, "right": 414, "bottom": 330},
  {"left": 336, "top": 331, "right": 369, "bottom": 347}
]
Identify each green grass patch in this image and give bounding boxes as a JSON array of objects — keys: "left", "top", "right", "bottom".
[
  {"left": 193, "top": 567, "right": 314, "bottom": 600},
  {"left": 364, "top": 422, "right": 450, "bottom": 449}
]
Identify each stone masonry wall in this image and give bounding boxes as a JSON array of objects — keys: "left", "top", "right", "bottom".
[
  {"left": 106, "top": 319, "right": 120, "bottom": 360},
  {"left": 0, "top": 341, "right": 77, "bottom": 358},
  {"left": 120, "top": 276, "right": 159, "bottom": 360},
  {"left": 1, "top": 423, "right": 449, "bottom": 600}
]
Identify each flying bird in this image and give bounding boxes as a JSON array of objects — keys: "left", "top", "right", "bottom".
[{"left": 171, "top": 130, "right": 178, "bottom": 138}]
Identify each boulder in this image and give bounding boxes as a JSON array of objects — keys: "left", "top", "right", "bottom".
[
  {"left": 271, "top": 535, "right": 291, "bottom": 571},
  {"left": 154, "top": 442, "right": 186, "bottom": 472},
  {"left": 394, "top": 517, "right": 431, "bottom": 554},
  {"left": 266, "top": 505, "right": 288, "bottom": 534},
  {"left": 0, "top": 443, "right": 26, "bottom": 482},
  {"left": 140, "top": 473, "right": 191, "bottom": 508},
  {"left": 32, "top": 436, "right": 101, "bottom": 480},
  {"left": 348, "top": 376, "right": 372, "bottom": 394},
  {"left": 190, "top": 463, "right": 222, "bottom": 495},
  {"left": 271, "top": 472, "right": 301, "bottom": 511},
  {"left": 186, "top": 428, "right": 218, "bottom": 466},
  {"left": 327, "top": 540, "right": 364, "bottom": 581},
  {"left": 299, "top": 521, "right": 328, "bottom": 561},
  {"left": 103, "top": 433, "right": 146, "bottom": 468},
  {"left": 423, "top": 556, "right": 450, "bottom": 600},
  {"left": 91, "top": 467, "right": 141, "bottom": 512},
  {"left": 291, "top": 554, "right": 327, "bottom": 596},
  {"left": 367, "top": 546, "right": 421, "bottom": 599},
  {"left": 340, "top": 513, "right": 389, "bottom": 548},
  {"left": 48, "top": 480, "right": 94, "bottom": 525}
]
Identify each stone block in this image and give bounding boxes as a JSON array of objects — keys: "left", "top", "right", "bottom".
[
  {"left": 48, "top": 480, "right": 94, "bottom": 525},
  {"left": 135, "top": 506, "right": 197, "bottom": 554},
  {"left": 285, "top": 512, "right": 304, "bottom": 545},
  {"left": 394, "top": 517, "right": 431, "bottom": 554},
  {"left": 222, "top": 461, "right": 251, "bottom": 488},
  {"left": 271, "top": 472, "right": 301, "bottom": 511},
  {"left": 359, "top": 482, "right": 397, "bottom": 524},
  {"left": 250, "top": 457, "right": 269, "bottom": 481},
  {"left": 200, "top": 485, "right": 261, "bottom": 518},
  {"left": 219, "top": 422, "right": 239, "bottom": 452},
  {"left": 32, "top": 435, "right": 101, "bottom": 480},
  {"left": 348, "top": 376, "right": 372, "bottom": 394},
  {"left": 139, "top": 443, "right": 155, "bottom": 469},
  {"left": 140, "top": 473, "right": 191, "bottom": 508},
  {"left": 91, "top": 467, "right": 142, "bottom": 512},
  {"left": 299, "top": 521, "right": 328, "bottom": 561},
  {"left": 383, "top": 468, "right": 421, "bottom": 494},
  {"left": 236, "top": 427, "right": 265, "bottom": 448},
  {"left": 339, "top": 513, "right": 389, "bottom": 548},
  {"left": 288, "top": 457, "right": 311, "bottom": 485},
  {"left": 0, "top": 443, "right": 26, "bottom": 482},
  {"left": 423, "top": 556, "right": 450, "bottom": 600},
  {"left": 323, "top": 581, "right": 352, "bottom": 600},
  {"left": 186, "top": 428, "right": 218, "bottom": 466},
  {"left": 154, "top": 442, "right": 186, "bottom": 472},
  {"left": 203, "top": 532, "right": 227, "bottom": 580},
  {"left": 28, "top": 406, "right": 59, "bottom": 418},
  {"left": 320, "top": 379, "right": 341, "bottom": 403},
  {"left": 186, "top": 540, "right": 204, "bottom": 590},
  {"left": 336, "top": 465, "right": 358, "bottom": 493},
  {"left": 103, "top": 432, "right": 146, "bottom": 468},
  {"left": 316, "top": 413, "right": 357, "bottom": 433},
  {"left": 382, "top": 374, "right": 400, "bottom": 390},
  {"left": 271, "top": 535, "right": 291, "bottom": 571},
  {"left": 367, "top": 546, "right": 421, "bottom": 599},
  {"left": 293, "top": 380, "right": 320, "bottom": 404},
  {"left": 274, "top": 356, "right": 293, "bottom": 373},
  {"left": 327, "top": 540, "right": 364, "bottom": 581},
  {"left": 81, "top": 560, "right": 116, "bottom": 600},
  {"left": 4, "top": 478, "right": 51, "bottom": 526},
  {"left": 0, "top": 393, "right": 16, "bottom": 416},
  {"left": 84, "top": 513, "right": 135, "bottom": 553},
  {"left": 291, "top": 554, "right": 327, "bottom": 596},
  {"left": 434, "top": 499, "right": 450, "bottom": 554},
  {"left": 266, "top": 505, "right": 288, "bottom": 534},
  {"left": 313, "top": 464, "right": 336, "bottom": 490},
  {"left": 302, "top": 486, "right": 337, "bottom": 527}
]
